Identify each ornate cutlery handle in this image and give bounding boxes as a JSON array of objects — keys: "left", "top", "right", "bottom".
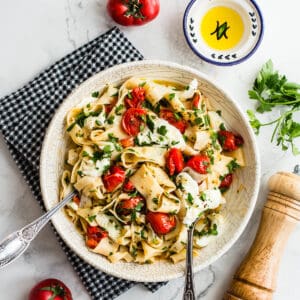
[
  {"left": 183, "top": 226, "right": 196, "bottom": 300},
  {"left": 0, "top": 191, "right": 76, "bottom": 269}
]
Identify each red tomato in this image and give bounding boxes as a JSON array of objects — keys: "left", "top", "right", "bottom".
[
  {"left": 218, "top": 130, "right": 244, "bottom": 151},
  {"left": 120, "top": 137, "right": 135, "bottom": 148},
  {"left": 72, "top": 195, "right": 80, "bottom": 205},
  {"left": 186, "top": 155, "right": 210, "bottom": 174},
  {"left": 104, "top": 99, "right": 117, "bottom": 114},
  {"left": 28, "top": 278, "right": 72, "bottom": 300},
  {"left": 191, "top": 93, "right": 201, "bottom": 109},
  {"left": 146, "top": 212, "right": 176, "bottom": 235},
  {"left": 107, "top": 0, "right": 160, "bottom": 26},
  {"left": 123, "top": 180, "right": 135, "bottom": 192},
  {"left": 166, "top": 148, "right": 184, "bottom": 176},
  {"left": 86, "top": 225, "right": 108, "bottom": 249},
  {"left": 117, "top": 196, "right": 144, "bottom": 215},
  {"left": 103, "top": 166, "right": 126, "bottom": 192},
  {"left": 125, "top": 87, "right": 146, "bottom": 108},
  {"left": 159, "top": 109, "right": 187, "bottom": 133},
  {"left": 121, "top": 108, "right": 147, "bottom": 136},
  {"left": 219, "top": 174, "right": 233, "bottom": 191}
]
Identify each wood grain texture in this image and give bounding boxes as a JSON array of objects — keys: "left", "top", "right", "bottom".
[{"left": 224, "top": 172, "right": 300, "bottom": 300}]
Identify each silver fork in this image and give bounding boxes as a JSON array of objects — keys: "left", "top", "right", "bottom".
[
  {"left": 0, "top": 191, "right": 76, "bottom": 269},
  {"left": 182, "top": 217, "right": 200, "bottom": 300}
]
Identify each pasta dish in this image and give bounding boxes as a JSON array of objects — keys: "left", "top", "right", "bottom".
[{"left": 60, "top": 77, "right": 245, "bottom": 264}]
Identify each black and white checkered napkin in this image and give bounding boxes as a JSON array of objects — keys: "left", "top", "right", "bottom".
[{"left": 0, "top": 27, "right": 166, "bottom": 299}]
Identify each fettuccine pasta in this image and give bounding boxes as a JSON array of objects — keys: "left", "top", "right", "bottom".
[{"left": 60, "top": 77, "right": 245, "bottom": 264}]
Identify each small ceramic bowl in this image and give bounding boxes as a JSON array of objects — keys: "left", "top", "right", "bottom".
[
  {"left": 40, "top": 61, "right": 260, "bottom": 282},
  {"left": 183, "top": 0, "right": 264, "bottom": 66}
]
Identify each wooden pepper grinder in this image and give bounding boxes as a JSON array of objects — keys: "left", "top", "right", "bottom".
[{"left": 224, "top": 171, "right": 300, "bottom": 300}]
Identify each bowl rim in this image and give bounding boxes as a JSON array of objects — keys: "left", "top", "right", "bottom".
[
  {"left": 182, "top": 0, "right": 264, "bottom": 66},
  {"left": 40, "top": 59, "right": 261, "bottom": 282}
]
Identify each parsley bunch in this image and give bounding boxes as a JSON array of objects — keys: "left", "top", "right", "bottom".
[{"left": 247, "top": 60, "right": 300, "bottom": 155}]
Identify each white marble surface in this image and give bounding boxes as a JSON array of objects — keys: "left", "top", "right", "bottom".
[{"left": 0, "top": 0, "right": 299, "bottom": 299}]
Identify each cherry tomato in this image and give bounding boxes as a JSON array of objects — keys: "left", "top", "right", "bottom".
[
  {"left": 186, "top": 155, "right": 210, "bottom": 174},
  {"left": 107, "top": 0, "right": 160, "bottom": 26},
  {"left": 218, "top": 130, "right": 244, "bottom": 151},
  {"left": 120, "top": 137, "right": 135, "bottom": 148},
  {"left": 117, "top": 196, "right": 144, "bottom": 215},
  {"left": 191, "top": 93, "right": 201, "bottom": 109},
  {"left": 166, "top": 148, "right": 184, "bottom": 176},
  {"left": 28, "top": 278, "right": 72, "bottom": 300},
  {"left": 219, "top": 174, "right": 233, "bottom": 191},
  {"left": 159, "top": 109, "right": 187, "bottom": 133},
  {"left": 123, "top": 180, "right": 135, "bottom": 192},
  {"left": 104, "top": 99, "right": 117, "bottom": 114},
  {"left": 146, "top": 212, "right": 176, "bottom": 235},
  {"left": 125, "top": 87, "right": 146, "bottom": 108},
  {"left": 121, "top": 108, "right": 147, "bottom": 136},
  {"left": 86, "top": 225, "right": 108, "bottom": 249},
  {"left": 103, "top": 166, "right": 126, "bottom": 192},
  {"left": 72, "top": 195, "right": 80, "bottom": 205}
]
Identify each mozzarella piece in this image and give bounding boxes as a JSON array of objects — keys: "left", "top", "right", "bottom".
[
  {"left": 194, "top": 131, "right": 211, "bottom": 151},
  {"left": 81, "top": 157, "right": 110, "bottom": 177},
  {"left": 84, "top": 111, "right": 106, "bottom": 130},
  {"left": 137, "top": 118, "right": 185, "bottom": 149}
]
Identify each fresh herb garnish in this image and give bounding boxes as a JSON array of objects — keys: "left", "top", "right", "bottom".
[
  {"left": 247, "top": 60, "right": 300, "bottom": 155},
  {"left": 107, "top": 115, "right": 115, "bottom": 124},
  {"left": 169, "top": 93, "right": 175, "bottom": 100},
  {"left": 88, "top": 215, "right": 96, "bottom": 222},
  {"left": 227, "top": 159, "right": 240, "bottom": 173},
  {"left": 115, "top": 104, "right": 124, "bottom": 115},
  {"left": 146, "top": 115, "right": 155, "bottom": 132},
  {"left": 139, "top": 81, "right": 146, "bottom": 87},
  {"left": 187, "top": 193, "right": 194, "bottom": 205},
  {"left": 91, "top": 91, "right": 99, "bottom": 98},
  {"left": 82, "top": 151, "right": 89, "bottom": 157},
  {"left": 157, "top": 125, "right": 167, "bottom": 136}
]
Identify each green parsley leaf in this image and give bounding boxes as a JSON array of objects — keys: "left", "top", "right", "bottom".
[
  {"left": 169, "top": 93, "right": 175, "bottom": 100},
  {"left": 91, "top": 91, "right": 99, "bottom": 98},
  {"left": 187, "top": 193, "right": 194, "bottom": 205},
  {"left": 157, "top": 125, "right": 167, "bottom": 136},
  {"left": 88, "top": 215, "right": 96, "bottom": 222},
  {"left": 115, "top": 104, "right": 125, "bottom": 115},
  {"left": 146, "top": 115, "right": 155, "bottom": 132}
]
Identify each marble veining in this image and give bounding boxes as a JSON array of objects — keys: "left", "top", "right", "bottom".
[{"left": 0, "top": 0, "right": 300, "bottom": 299}]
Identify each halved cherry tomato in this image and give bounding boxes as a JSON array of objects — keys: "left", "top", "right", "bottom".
[
  {"left": 125, "top": 87, "right": 145, "bottom": 108},
  {"left": 122, "top": 108, "right": 147, "bottom": 136},
  {"left": 219, "top": 174, "right": 233, "bottom": 191},
  {"left": 72, "top": 195, "right": 80, "bottom": 205},
  {"left": 186, "top": 155, "right": 210, "bottom": 174},
  {"left": 160, "top": 109, "right": 187, "bottom": 133},
  {"left": 29, "top": 278, "right": 72, "bottom": 300},
  {"left": 191, "top": 93, "right": 201, "bottom": 109},
  {"left": 218, "top": 130, "right": 244, "bottom": 151},
  {"left": 103, "top": 166, "right": 126, "bottom": 192},
  {"left": 123, "top": 180, "right": 135, "bottom": 192},
  {"left": 146, "top": 212, "right": 176, "bottom": 235},
  {"left": 117, "top": 196, "right": 144, "bottom": 215},
  {"left": 166, "top": 148, "right": 184, "bottom": 176},
  {"left": 86, "top": 225, "right": 108, "bottom": 249},
  {"left": 120, "top": 137, "right": 135, "bottom": 148}
]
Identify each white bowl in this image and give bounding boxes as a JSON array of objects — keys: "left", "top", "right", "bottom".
[{"left": 40, "top": 60, "right": 260, "bottom": 282}]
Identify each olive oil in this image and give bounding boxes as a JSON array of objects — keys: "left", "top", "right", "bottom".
[{"left": 201, "top": 6, "right": 244, "bottom": 50}]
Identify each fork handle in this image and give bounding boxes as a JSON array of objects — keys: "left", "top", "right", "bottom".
[
  {"left": 224, "top": 172, "right": 300, "bottom": 300},
  {"left": 183, "top": 227, "right": 196, "bottom": 300}
]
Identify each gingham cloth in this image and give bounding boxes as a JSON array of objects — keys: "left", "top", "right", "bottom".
[{"left": 0, "top": 27, "right": 166, "bottom": 299}]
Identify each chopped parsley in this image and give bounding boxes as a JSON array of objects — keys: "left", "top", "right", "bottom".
[
  {"left": 146, "top": 115, "right": 155, "bottom": 132},
  {"left": 67, "top": 109, "right": 102, "bottom": 131},
  {"left": 82, "top": 151, "right": 89, "bottom": 157},
  {"left": 91, "top": 91, "right": 99, "bottom": 98},
  {"left": 204, "top": 114, "right": 210, "bottom": 126},
  {"left": 157, "top": 125, "right": 167, "bottom": 136},
  {"left": 210, "top": 132, "right": 220, "bottom": 150},
  {"left": 107, "top": 115, "right": 115, "bottom": 124},
  {"left": 139, "top": 81, "right": 146, "bottom": 87},
  {"left": 227, "top": 159, "right": 240, "bottom": 173},
  {"left": 77, "top": 170, "right": 84, "bottom": 177},
  {"left": 187, "top": 193, "right": 194, "bottom": 205},
  {"left": 115, "top": 104, "right": 124, "bottom": 115},
  {"left": 200, "top": 192, "right": 207, "bottom": 201},
  {"left": 219, "top": 123, "right": 226, "bottom": 131},
  {"left": 152, "top": 197, "right": 159, "bottom": 204},
  {"left": 169, "top": 93, "right": 175, "bottom": 100},
  {"left": 174, "top": 112, "right": 181, "bottom": 121},
  {"left": 88, "top": 215, "right": 96, "bottom": 222},
  {"left": 95, "top": 119, "right": 102, "bottom": 126}
]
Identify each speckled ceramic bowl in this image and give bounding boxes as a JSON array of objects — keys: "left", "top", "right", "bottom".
[
  {"left": 40, "top": 61, "right": 260, "bottom": 282},
  {"left": 183, "top": 0, "right": 264, "bottom": 66}
]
